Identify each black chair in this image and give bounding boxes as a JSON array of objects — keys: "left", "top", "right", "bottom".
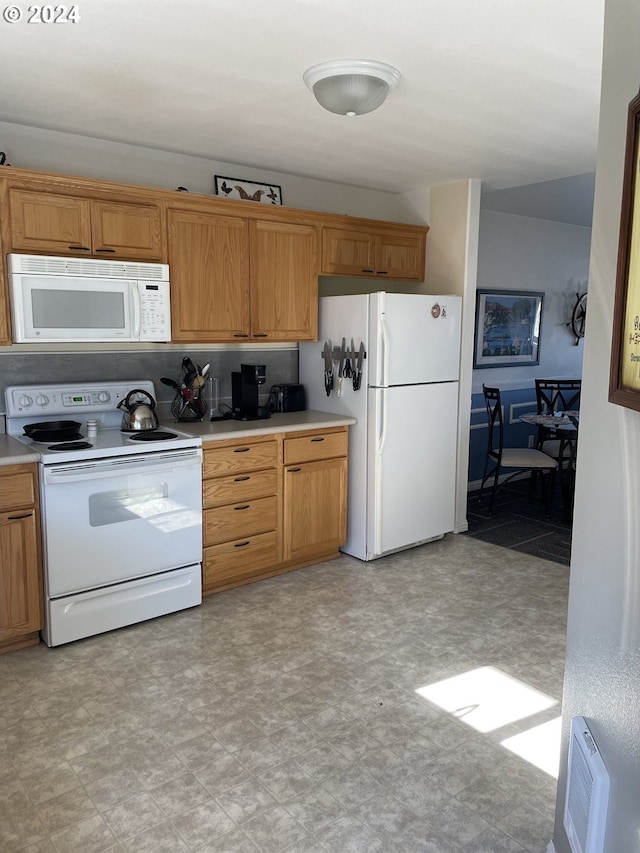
[
  {"left": 534, "top": 379, "right": 581, "bottom": 521},
  {"left": 534, "top": 379, "right": 581, "bottom": 460},
  {"left": 479, "top": 385, "right": 557, "bottom": 515}
]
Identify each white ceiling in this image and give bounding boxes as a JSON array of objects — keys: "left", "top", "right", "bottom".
[{"left": 0, "top": 0, "right": 604, "bottom": 196}]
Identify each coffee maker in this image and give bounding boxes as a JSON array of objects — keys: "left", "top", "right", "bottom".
[{"left": 231, "top": 363, "right": 271, "bottom": 420}]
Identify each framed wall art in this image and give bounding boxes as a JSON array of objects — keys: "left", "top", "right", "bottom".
[
  {"left": 609, "top": 88, "right": 640, "bottom": 411},
  {"left": 474, "top": 289, "right": 544, "bottom": 368},
  {"left": 214, "top": 175, "right": 283, "bottom": 205}
]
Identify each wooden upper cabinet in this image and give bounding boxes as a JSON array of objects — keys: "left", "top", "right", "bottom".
[
  {"left": 321, "top": 224, "right": 426, "bottom": 280},
  {"left": 9, "top": 190, "right": 92, "bottom": 255},
  {"left": 8, "top": 189, "right": 164, "bottom": 261},
  {"left": 90, "top": 200, "right": 163, "bottom": 260},
  {"left": 376, "top": 232, "right": 425, "bottom": 279},
  {"left": 168, "top": 208, "right": 250, "bottom": 342},
  {"left": 250, "top": 220, "right": 318, "bottom": 341},
  {"left": 322, "top": 227, "right": 376, "bottom": 276}
]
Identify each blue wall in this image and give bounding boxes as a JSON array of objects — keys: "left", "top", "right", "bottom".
[{"left": 468, "top": 385, "right": 540, "bottom": 486}]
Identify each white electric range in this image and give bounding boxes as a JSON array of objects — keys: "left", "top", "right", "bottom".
[{"left": 5, "top": 381, "right": 203, "bottom": 647}]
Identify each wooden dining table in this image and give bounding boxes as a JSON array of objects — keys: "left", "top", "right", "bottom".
[{"left": 520, "top": 412, "right": 579, "bottom": 522}]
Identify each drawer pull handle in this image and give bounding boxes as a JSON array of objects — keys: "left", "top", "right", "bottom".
[
  {"left": 235, "top": 540, "right": 251, "bottom": 548},
  {"left": 68, "top": 245, "right": 90, "bottom": 251},
  {"left": 289, "top": 467, "right": 302, "bottom": 473},
  {"left": 362, "top": 268, "right": 374, "bottom": 273},
  {"left": 253, "top": 333, "right": 268, "bottom": 337},
  {"left": 7, "top": 512, "right": 31, "bottom": 520},
  {"left": 95, "top": 247, "right": 117, "bottom": 253},
  {"left": 233, "top": 448, "right": 251, "bottom": 453},
  {"left": 310, "top": 437, "right": 325, "bottom": 442},
  {"left": 234, "top": 476, "right": 250, "bottom": 481},
  {"left": 234, "top": 504, "right": 250, "bottom": 511},
  {"left": 376, "top": 270, "right": 388, "bottom": 274},
  {"left": 233, "top": 333, "right": 249, "bottom": 338}
]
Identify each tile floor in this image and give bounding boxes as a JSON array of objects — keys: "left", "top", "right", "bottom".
[{"left": 0, "top": 534, "right": 568, "bottom": 852}]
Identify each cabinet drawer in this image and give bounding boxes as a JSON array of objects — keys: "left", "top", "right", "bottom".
[
  {"left": 203, "top": 468, "right": 277, "bottom": 507},
  {"left": 203, "top": 531, "right": 278, "bottom": 587},
  {"left": 203, "top": 439, "right": 278, "bottom": 477},
  {"left": 0, "top": 466, "right": 37, "bottom": 512},
  {"left": 204, "top": 496, "right": 277, "bottom": 546},
  {"left": 284, "top": 431, "right": 348, "bottom": 465}
]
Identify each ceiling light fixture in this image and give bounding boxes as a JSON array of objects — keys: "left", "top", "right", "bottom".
[{"left": 303, "top": 59, "right": 400, "bottom": 117}]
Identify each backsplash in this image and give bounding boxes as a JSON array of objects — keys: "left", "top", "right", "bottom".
[{"left": 0, "top": 347, "right": 298, "bottom": 420}]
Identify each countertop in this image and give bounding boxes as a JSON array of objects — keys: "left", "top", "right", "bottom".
[
  {"left": 0, "top": 411, "right": 356, "bottom": 466},
  {"left": 0, "top": 434, "right": 40, "bottom": 466},
  {"left": 175, "top": 410, "right": 356, "bottom": 442}
]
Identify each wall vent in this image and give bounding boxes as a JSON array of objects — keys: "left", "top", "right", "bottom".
[{"left": 563, "top": 716, "right": 609, "bottom": 853}]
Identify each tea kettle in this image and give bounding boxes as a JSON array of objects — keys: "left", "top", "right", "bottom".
[{"left": 117, "top": 389, "right": 159, "bottom": 431}]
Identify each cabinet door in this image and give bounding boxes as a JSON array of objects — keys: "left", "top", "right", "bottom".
[
  {"left": 9, "top": 189, "right": 92, "bottom": 254},
  {"left": 250, "top": 220, "right": 318, "bottom": 341},
  {"left": 168, "top": 209, "right": 250, "bottom": 342},
  {"left": 0, "top": 509, "right": 42, "bottom": 643},
  {"left": 321, "top": 227, "right": 376, "bottom": 276},
  {"left": 375, "top": 232, "right": 425, "bottom": 279},
  {"left": 283, "top": 456, "right": 347, "bottom": 563},
  {"left": 90, "top": 200, "right": 164, "bottom": 261}
]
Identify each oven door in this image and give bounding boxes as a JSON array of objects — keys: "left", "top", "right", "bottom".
[{"left": 41, "top": 448, "right": 202, "bottom": 597}]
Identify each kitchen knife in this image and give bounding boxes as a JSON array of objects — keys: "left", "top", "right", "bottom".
[
  {"left": 323, "top": 341, "right": 333, "bottom": 396},
  {"left": 353, "top": 342, "right": 366, "bottom": 391}
]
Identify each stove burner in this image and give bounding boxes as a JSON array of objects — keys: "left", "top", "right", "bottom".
[
  {"left": 127, "top": 430, "right": 178, "bottom": 442},
  {"left": 47, "top": 441, "right": 93, "bottom": 451},
  {"left": 30, "top": 432, "right": 83, "bottom": 444}
]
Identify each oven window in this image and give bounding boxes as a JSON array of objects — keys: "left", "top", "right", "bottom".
[
  {"left": 89, "top": 483, "right": 169, "bottom": 527},
  {"left": 32, "top": 288, "right": 126, "bottom": 329}
]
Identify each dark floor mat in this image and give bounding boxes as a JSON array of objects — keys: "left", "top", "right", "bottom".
[{"left": 465, "top": 479, "right": 572, "bottom": 566}]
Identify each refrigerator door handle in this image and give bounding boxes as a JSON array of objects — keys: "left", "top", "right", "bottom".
[
  {"left": 374, "top": 388, "right": 387, "bottom": 555},
  {"left": 379, "top": 314, "right": 390, "bottom": 387}
]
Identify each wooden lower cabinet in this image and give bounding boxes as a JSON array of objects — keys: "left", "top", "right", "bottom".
[
  {"left": 0, "top": 464, "right": 43, "bottom": 652},
  {"left": 202, "top": 427, "right": 349, "bottom": 595},
  {"left": 283, "top": 456, "right": 347, "bottom": 563}
]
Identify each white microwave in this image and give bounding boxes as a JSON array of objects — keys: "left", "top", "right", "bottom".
[{"left": 9, "top": 253, "right": 172, "bottom": 343}]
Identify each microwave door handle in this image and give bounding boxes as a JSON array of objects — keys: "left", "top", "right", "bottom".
[{"left": 132, "top": 283, "right": 141, "bottom": 340}]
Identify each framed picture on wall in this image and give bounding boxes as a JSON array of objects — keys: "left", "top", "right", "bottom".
[
  {"left": 609, "top": 87, "right": 640, "bottom": 411},
  {"left": 474, "top": 289, "right": 544, "bottom": 368}
]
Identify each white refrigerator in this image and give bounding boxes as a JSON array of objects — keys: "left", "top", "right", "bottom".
[{"left": 299, "top": 292, "right": 461, "bottom": 561}]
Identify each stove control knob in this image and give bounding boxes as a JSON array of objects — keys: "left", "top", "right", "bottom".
[
  {"left": 97, "top": 391, "right": 110, "bottom": 403},
  {"left": 18, "top": 394, "right": 33, "bottom": 408},
  {"left": 36, "top": 394, "right": 49, "bottom": 407}
]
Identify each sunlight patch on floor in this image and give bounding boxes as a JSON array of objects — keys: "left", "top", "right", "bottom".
[
  {"left": 501, "top": 716, "right": 562, "bottom": 778},
  {"left": 415, "top": 665, "right": 558, "bottom": 733}
]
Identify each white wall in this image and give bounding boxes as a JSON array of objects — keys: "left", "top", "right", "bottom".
[
  {"left": 553, "top": 0, "right": 640, "bottom": 850},
  {"left": 473, "top": 210, "right": 591, "bottom": 392},
  {"left": 426, "top": 180, "right": 481, "bottom": 533},
  {"left": 0, "top": 120, "right": 423, "bottom": 223}
]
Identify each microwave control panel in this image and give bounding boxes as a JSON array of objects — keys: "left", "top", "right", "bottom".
[{"left": 138, "top": 282, "right": 171, "bottom": 341}]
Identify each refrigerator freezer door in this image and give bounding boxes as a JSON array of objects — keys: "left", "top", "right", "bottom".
[
  {"left": 368, "top": 292, "right": 461, "bottom": 387},
  {"left": 367, "top": 382, "right": 458, "bottom": 558}
]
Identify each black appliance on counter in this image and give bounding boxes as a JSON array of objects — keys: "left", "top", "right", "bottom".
[
  {"left": 231, "top": 363, "right": 271, "bottom": 420},
  {"left": 268, "top": 383, "right": 307, "bottom": 413}
]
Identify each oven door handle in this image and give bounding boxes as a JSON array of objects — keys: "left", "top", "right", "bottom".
[{"left": 44, "top": 452, "right": 202, "bottom": 484}]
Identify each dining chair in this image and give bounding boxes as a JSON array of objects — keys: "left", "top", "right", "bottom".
[
  {"left": 534, "top": 378, "right": 581, "bottom": 460},
  {"left": 479, "top": 385, "right": 557, "bottom": 516}
]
